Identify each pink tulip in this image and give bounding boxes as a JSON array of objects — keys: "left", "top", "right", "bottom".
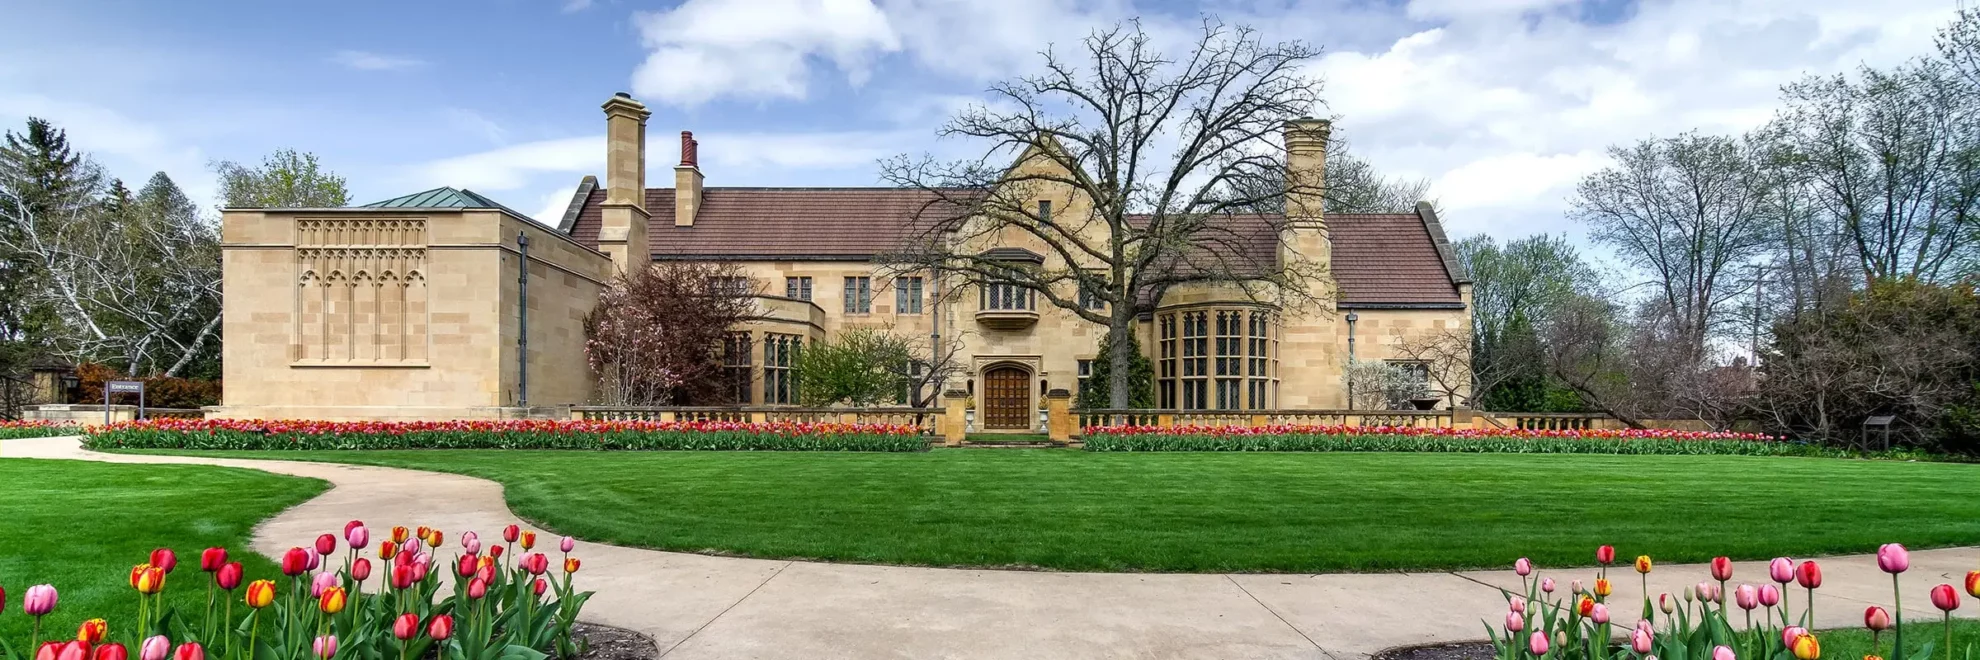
[
  {"left": 1540, "top": 578, "right": 1555, "bottom": 594},
  {"left": 1931, "top": 584, "right": 1960, "bottom": 611},
  {"left": 1505, "top": 611, "right": 1524, "bottom": 633},
  {"left": 1696, "top": 582, "right": 1719, "bottom": 603},
  {"left": 1515, "top": 557, "right": 1532, "bottom": 577},
  {"left": 461, "top": 532, "right": 481, "bottom": 555},
  {"left": 1509, "top": 597, "right": 1526, "bottom": 614},
  {"left": 139, "top": 637, "right": 168, "bottom": 660},
  {"left": 1711, "top": 556, "right": 1734, "bottom": 582},
  {"left": 401, "top": 538, "right": 420, "bottom": 557},
  {"left": 1758, "top": 584, "right": 1781, "bottom": 607},
  {"left": 311, "top": 572, "right": 338, "bottom": 598},
  {"left": 1865, "top": 606, "right": 1893, "bottom": 631},
  {"left": 1770, "top": 557, "right": 1795, "bottom": 584},
  {"left": 23, "top": 584, "right": 57, "bottom": 616},
  {"left": 312, "top": 636, "right": 336, "bottom": 660},
  {"left": 1570, "top": 580, "right": 1584, "bottom": 595},
  {"left": 1782, "top": 626, "right": 1808, "bottom": 648},
  {"left": 560, "top": 536, "right": 576, "bottom": 553},
  {"left": 1591, "top": 603, "right": 1610, "bottom": 624},
  {"left": 1712, "top": 645, "right": 1735, "bottom": 660},
  {"left": 345, "top": 524, "right": 369, "bottom": 549},
  {"left": 1528, "top": 632, "right": 1549, "bottom": 656},
  {"left": 1631, "top": 628, "right": 1654, "bottom": 654},
  {"left": 1877, "top": 543, "right": 1909, "bottom": 574},
  {"left": 304, "top": 547, "right": 321, "bottom": 571},
  {"left": 1735, "top": 585, "right": 1758, "bottom": 611}
]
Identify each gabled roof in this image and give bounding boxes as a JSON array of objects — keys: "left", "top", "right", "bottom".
[{"left": 562, "top": 185, "right": 1467, "bottom": 307}]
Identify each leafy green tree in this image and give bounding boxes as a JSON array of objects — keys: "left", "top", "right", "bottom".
[
  {"left": 1454, "top": 234, "right": 1594, "bottom": 411},
  {"left": 1076, "top": 332, "right": 1153, "bottom": 409},
  {"left": 793, "top": 328, "right": 916, "bottom": 406},
  {"left": 214, "top": 149, "right": 350, "bottom": 208}
]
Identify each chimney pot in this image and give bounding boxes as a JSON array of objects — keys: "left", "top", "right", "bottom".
[
  {"left": 680, "top": 131, "right": 698, "bottom": 168},
  {"left": 615, "top": 91, "right": 631, "bottom": 98}
]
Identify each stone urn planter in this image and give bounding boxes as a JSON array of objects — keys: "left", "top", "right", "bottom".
[{"left": 1409, "top": 397, "right": 1441, "bottom": 411}]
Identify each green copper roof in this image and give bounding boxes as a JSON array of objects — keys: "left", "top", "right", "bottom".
[
  {"left": 359, "top": 187, "right": 536, "bottom": 223},
  {"left": 361, "top": 187, "right": 507, "bottom": 209}
]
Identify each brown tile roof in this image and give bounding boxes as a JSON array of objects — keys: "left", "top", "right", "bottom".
[{"left": 565, "top": 187, "right": 1465, "bottom": 306}]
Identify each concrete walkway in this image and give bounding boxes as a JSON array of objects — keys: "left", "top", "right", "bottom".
[{"left": 5, "top": 436, "right": 1975, "bottom": 659}]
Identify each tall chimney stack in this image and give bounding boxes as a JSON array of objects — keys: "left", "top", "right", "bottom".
[
  {"left": 675, "top": 131, "right": 703, "bottom": 227},
  {"left": 597, "top": 93, "right": 651, "bottom": 272},
  {"left": 1282, "top": 117, "right": 1330, "bottom": 230}
]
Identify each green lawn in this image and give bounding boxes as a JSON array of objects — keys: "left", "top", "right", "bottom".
[
  {"left": 0, "top": 459, "right": 326, "bottom": 642},
  {"left": 159, "top": 449, "right": 1980, "bottom": 573},
  {"left": 1820, "top": 619, "right": 1980, "bottom": 660}
]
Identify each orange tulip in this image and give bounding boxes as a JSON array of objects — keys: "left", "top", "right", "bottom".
[
  {"left": 391, "top": 527, "right": 410, "bottom": 544},
  {"left": 133, "top": 566, "right": 166, "bottom": 595},
  {"left": 378, "top": 541, "right": 397, "bottom": 561},
  {"left": 1577, "top": 596, "right": 1595, "bottom": 617},
  {"left": 1966, "top": 570, "right": 1979, "bottom": 598},
  {"left": 318, "top": 586, "right": 347, "bottom": 614},
  {"left": 426, "top": 531, "right": 444, "bottom": 549},
  {"left": 1790, "top": 633, "right": 1821, "bottom": 660},
  {"left": 564, "top": 557, "right": 581, "bottom": 574},
  {"left": 244, "top": 580, "right": 276, "bottom": 608},
  {"left": 1594, "top": 578, "right": 1613, "bottom": 598},
  {"left": 520, "top": 531, "right": 537, "bottom": 551},
  {"left": 1634, "top": 556, "right": 1652, "bottom": 574},
  {"left": 414, "top": 527, "right": 431, "bottom": 543}
]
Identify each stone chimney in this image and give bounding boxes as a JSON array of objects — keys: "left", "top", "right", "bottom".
[
  {"left": 1282, "top": 117, "right": 1330, "bottom": 230},
  {"left": 598, "top": 93, "right": 651, "bottom": 271},
  {"left": 674, "top": 131, "right": 703, "bottom": 227}
]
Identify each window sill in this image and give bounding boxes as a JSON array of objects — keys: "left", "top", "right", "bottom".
[{"left": 290, "top": 360, "right": 430, "bottom": 369}]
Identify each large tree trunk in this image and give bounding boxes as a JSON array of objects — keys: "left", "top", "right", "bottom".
[{"left": 1107, "top": 307, "right": 1135, "bottom": 410}]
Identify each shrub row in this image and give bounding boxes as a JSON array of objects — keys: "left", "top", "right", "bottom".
[
  {"left": 83, "top": 418, "right": 930, "bottom": 452},
  {"left": 1080, "top": 427, "right": 1936, "bottom": 458}
]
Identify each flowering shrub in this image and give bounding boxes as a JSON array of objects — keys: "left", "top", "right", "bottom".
[
  {"left": 1079, "top": 424, "right": 1902, "bottom": 456},
  {"left": 2, "top": 521, "right": 592, "bottom": 660},
  {"left": 83, "top": 418, "right": 928, "bottom": 452},
  {"left": 0, "top": 420, "right": 78, "bottom": 440},
  {"left": 1486, "top": 544, "right": 1977, "bottom": 660}
]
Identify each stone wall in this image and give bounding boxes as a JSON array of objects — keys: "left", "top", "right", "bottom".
[{"left": 213, "top": 207, "right": 612, "bottom": 420}]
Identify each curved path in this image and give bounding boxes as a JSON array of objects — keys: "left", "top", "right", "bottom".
[{"left": 5, "top": 436, "right": 1976, "bottom": 659}]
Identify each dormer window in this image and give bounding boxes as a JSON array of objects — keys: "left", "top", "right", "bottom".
[{"left": 1038, "top": 200, "right": 1052, "bottom": 225}]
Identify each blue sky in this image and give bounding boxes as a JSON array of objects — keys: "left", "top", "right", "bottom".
[{"left": 0, "top": 0, "right": 1957, "bottom": 241}]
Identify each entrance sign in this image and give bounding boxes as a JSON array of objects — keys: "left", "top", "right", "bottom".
[{"left": 104, "top": 380, "right": 146, "bottom": 424}]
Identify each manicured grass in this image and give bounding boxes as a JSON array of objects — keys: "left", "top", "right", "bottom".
[
  {"left": 1819, "top": 619, "right": 1980, "bottom": 660},
  {"left": 0, "top": 459, "right": 326, "bottom": 641},
  {"left": 155, "top": 449, "right": 1980, "bottom": 573}
]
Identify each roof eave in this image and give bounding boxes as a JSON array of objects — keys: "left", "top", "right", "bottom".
[
  {"left": 557, "top": 176, "right": 598, "bottom": 234},
  {"left": 1414, "top": 201, "right": 1472, "bottom": 285}
]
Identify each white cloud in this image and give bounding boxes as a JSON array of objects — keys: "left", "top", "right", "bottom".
[
  {"left": 411, "top": 136, "right": 596, "bottom": 192},
  {"left": 329, "top": 50, "right": 428, "bottom": 71},
  {"left": 1404, "top": 0, "right": 1577, "bottom": 20},
  {"left": 631, "top": 0, "right": 901, "bottom": 105},
  {"left": 0, "top": 93, "right": 215, "bottom": 205}
]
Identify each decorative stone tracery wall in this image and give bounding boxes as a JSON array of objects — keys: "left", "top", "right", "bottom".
[{"left": 293, "top": 218, "right": 429, "bottom": 363}]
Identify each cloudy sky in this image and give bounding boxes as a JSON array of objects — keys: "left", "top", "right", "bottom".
[{"left": 0, "top": 0, "right": 1957, "bottom": 241}]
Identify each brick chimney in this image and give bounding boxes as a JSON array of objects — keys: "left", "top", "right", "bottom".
[
  {"left": 674, "top": 131, "right": 703, "bottom": 227},
  {"left": 598, "top": 93, "right": 651, "bottom": 271}
]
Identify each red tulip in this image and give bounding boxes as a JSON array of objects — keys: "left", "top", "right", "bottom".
[
  {"left": 475, "top": 563, "right": 495, "bottom": 584},
  {"left": 523, "top": 552, "right": 549, "bottom": 575},
  {"left": 488, "top": 545, "right": 504, "bottom": 559},
  {"left": 392, "top": 613, "right": 420, "bottom": 640},
  {"left": 456, "top": 555, "right": 477, "bottom": 578},
  {"left": 533, "top": 577, "right": 547, "bottom": 596},
  {"left": 36, "top": 642, "right": 60, "bottom": 660},
  {"left": 280, "top": 547, "right": 310, "bottom": 576},
  {"left": 1877, "top": 544, "right": 1909, "bottom": 574},
  {"left": 93, "top": 643, "right": 128, "bottom": 660},
  {"left": 1795, "top": 560, "right": 1822, "bottom": 589},
  {"left": 343, "top": 520, "right": 364, "bottom": 536},
  {"left": 149, "top": 548, "right": 177, "bottom": 574},
  {"left": 171, "top": 643, "right": 202, "bottom": 660},
  {"left": 1865, "top": 606, "right": 1893, "bottom": 631},
  {"left": 390, "top": 563, "right": 415, "bottom": 590},
  {"left": 1596, "top": 545, "right": 1615, "bottom": 565},
  {"left": 1931, "top": 584, "right": 1961, "bottom": 612},
  {"left": 1710, "top": 556, "right": 1733, "bottom": 581},
  {"left": 351, "top": 558, "right": 372, "bottom": 582},
  {"left": 315, "top": 534, "right": 337, "bottom": 556},
  {"left": 466, "top": 578, "right": 488, "bottom": 600},
  {"left": 426, "top": 614, "right": 454, "bottom": 641},
  {"left": 199, "top": 548, "right": 227, "bottom": 573},
  {"left": 502, "top": 525, "right": 520, "bottom": 543}
]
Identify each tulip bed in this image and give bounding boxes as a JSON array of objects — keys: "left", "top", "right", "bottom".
[
  {"left": 1079, "top": 425, "right": 1900, "bottom": 457},
  {"left": 82, "top": 418, "right": 928, "bottom": 452},
  {"left": 2, "top": 514, "right": 597, "bottom": 660},
  {"left": 1485, "top": 544, "right": 1979, "bottom": 660},
  {"left": 0, "top": 420, "right": 78, "bottom": 440}
]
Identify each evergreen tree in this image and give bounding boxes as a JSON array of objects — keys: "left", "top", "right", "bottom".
[
  {"left": 1077, "top": 332, "right": 1155, "bottom": 409},
  {"left": 0, "top": 118, "right": 103, "bottom": 346}
]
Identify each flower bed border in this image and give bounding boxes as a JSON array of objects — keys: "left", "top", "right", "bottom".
[
  {"left": 1079, "top": 424, "right": 1933, "bottom": 458},
  {"left": 0, "top": 420, "right": 80, "bottom": 440},
  {"left": 84, "top": 418, "right": 930, "bottom": 452}
]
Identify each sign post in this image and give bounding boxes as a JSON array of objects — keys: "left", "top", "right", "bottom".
[{"left": 105, "top": 380, "right": 145, "bottom": 425}]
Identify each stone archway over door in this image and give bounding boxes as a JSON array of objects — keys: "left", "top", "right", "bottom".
[{"left": 981, "top": 366, "right": 1031, "bottom": 430}]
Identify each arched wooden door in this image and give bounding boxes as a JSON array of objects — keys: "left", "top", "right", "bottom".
[{"left": 981, "top": 366, "right": 1031, "bottom": 430}]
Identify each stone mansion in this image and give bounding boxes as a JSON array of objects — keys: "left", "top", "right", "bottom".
[{"left": 212, "top": 94, "right": 1472, "bottom": 424}]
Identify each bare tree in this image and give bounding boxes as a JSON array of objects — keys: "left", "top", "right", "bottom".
[
  {"left": 879, "top": 19, "right": 1328, "bottom": 408},
  {"left": 583, "top": 262, "right": 755, "bottom": 406},
  {"left": 1392, "top": 327, "right": 1473, "bottom": 409},
  {"left": 1571, "top": 132, "right": 1773, "bottom": 361}
]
